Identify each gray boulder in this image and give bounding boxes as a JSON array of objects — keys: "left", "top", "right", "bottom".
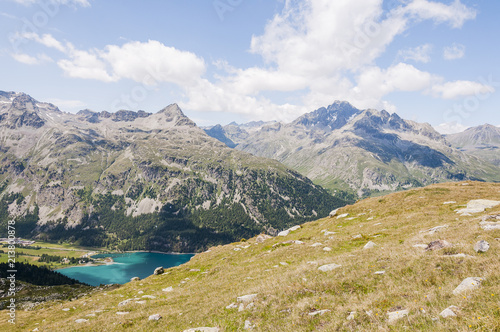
[
  {"left": 154, "top": 266, "right": 164, "bottom": 275},
  {"left": 473, "top": 240, "right": 490, "bottom": 253}
]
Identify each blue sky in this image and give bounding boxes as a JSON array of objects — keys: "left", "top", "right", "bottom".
[{"left": 0, "top": 0, "right": 499, "bottom": 132}]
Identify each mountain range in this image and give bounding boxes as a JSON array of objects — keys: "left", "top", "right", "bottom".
[
  {"left": 446, "top": 124, "right": 500, "bottom": 166},
  {"left": 205, "top": 102, "right": 500, "bottom": 198},
  {"left": 0, "top": 91, "right": 344, "bottom": 252}
]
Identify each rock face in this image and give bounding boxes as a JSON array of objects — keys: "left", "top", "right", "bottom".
[
  {"left": 452, "top": 277, "right": 483, "bottom": 295},
  {"left": 473, "top": 240, "right": 490, "bottom": 253},
  {"left": 206, "top": 101, "right": 500, "bottom": 198},
  {"left": 0, "top": 91, "right": 345, "bottom": 252}
]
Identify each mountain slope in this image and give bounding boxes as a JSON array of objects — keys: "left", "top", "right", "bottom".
[
  {"left": 447, "top": 124, "right": 500, "bottom": 166},
  {"left": 208, "top": 102, "right": 500, "bottom": 198},
  {"left": 5, "top": 181, "right": 499, "bottom": 331},
  {"left": 0, "top": 91, "right": 345, "bottom": 252}
]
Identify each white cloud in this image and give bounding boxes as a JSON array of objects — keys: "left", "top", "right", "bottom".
[
  {"left": 15, "top": 32, "right": 67, "bottom": 52},
  {"left": 397, "top": 44, "right": 433, "bottom": 63},
  {"left": 11, "top": 0, "right": 90, "bottom": 7},
  {"left": 434, "top": 122, "right": 469, "bottom": 134},
  {"left": 443, "top": 43, "right": 465, "bottom": 60},
  {"left": 101, "top": 40, "right": 206, "bottom": 86},
  {"left": 11, "top": 52, "right": 51, "bottom": 65},
  {"left": 58, "top": 48, "right": 115, "bottom": 82},
  {"left": 401, "top": 0, "right": 476, "bottom": 28},
  {"left": 432, "top": 81, "right": 495, "bottom": 99},
  {"left": 16, "top": 34, "right": 206, "bottom": 86}
]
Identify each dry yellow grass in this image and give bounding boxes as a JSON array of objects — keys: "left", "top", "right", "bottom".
[{"left": 3, "top": 181, "right": 500, "bottom": 331}]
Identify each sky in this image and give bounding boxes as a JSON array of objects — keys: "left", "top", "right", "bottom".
[{"left": 0, "top": 0, "right": 499, "bottom": 133}]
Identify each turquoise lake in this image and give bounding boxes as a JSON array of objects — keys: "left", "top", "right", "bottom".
[{"left": 57, "top": 252, "right": 194, "bottom": 286}]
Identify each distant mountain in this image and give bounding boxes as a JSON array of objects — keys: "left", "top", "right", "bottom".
[
  {"left": 0, "top": 91, "right": 345, "bottom": 252},
  {"left": 447, "top": 124, "right": 500, "bottom": 166},
  {"left": 206, "top": 102, "right": 500, "bottom": 198}
]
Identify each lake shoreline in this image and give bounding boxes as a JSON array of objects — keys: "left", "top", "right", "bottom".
[{"left": 55, "top": 250, "right": 196, "bottom": 271}]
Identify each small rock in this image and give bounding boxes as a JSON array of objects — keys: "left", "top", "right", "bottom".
[
  {"left": 480, "top": 221, "right": 500, "bottom": 231},
  {"left": 425, "top": 240, "right": 451, "bottom": 251},
  {"left": 412, "top": 244, "right": 428, "bottom": 249},
  {"left": 149, "top": 314, "right": 162, "bottom": 321},
  {"left": 374, "top": 271, "right": 386, "bottom": 275},
  {"left": 323, "top": 247, "right": 332, "bottom": 251},
  {"left": 347, "top": 311, "right": 356, "bottom": 320},
  {"left": 318, "top": 263, "right": 341, "bottom": 272},
  {"left": 118, "top": 299, "right": 133, "bottom": 306},
  {"left": 473, "top": 240, "right": 490, "bottom": 253},
  {"left": 226, "top": 303, "right": 238, "bottom": 309},
  {"left": 309, "top": 309, "right": 331, "bottom": 316},
  {"left": 352, "top": 234, "right": 362, "bottom": 239},
  {"left": 278, "top": 230, "right": 290, "bottom": 237},
  {"left": 138, "top": 291, "right": 144, "bottom": 294},
  {"left": 86, "top": 313, "right": 96, "bottom": 317},
  {"left": 363, "top": 241, "right": 376, "bottom": 249},
  {"left": 190, "top": 269, "right": 201, "bottom": 272},
  {"left": 62, "top": 308, "right": 70, "bottom": 311},
  {"left": 337, "top": 213, "right": 349, "bottom": 219},
  {"left": 456, "top": 199, "right": 500, "bottom": 215},
  {"left": 237, "top": 294, "right": 258, "bottom": 303},
  {"left": 238, "top": 303, "right": 245, "bottom": 312},
  {"left": 153, "top": 266, "right": 164, "bottom": 275},
  {"left": 116, "top": 312, "right": 129, "bottom": 315},
  {"left": 135, "top": 301, "right": 146, "bottom": 304},
  {"left": 162, "top": 286, "right": 174, "bottom": 292},
  {"left": 278, "top": 225, "right": 301, "bottom": 237},
  {"left": 329, "top": 209, "right": 339, "bottom": 217},
  {"left": 75, "top": 319, "right": 88, "bottom": 323},
  {"left": 421, "top": 225, "right": 448, "bottom": 234},
  {"left": 453, "top": 277, "right": 483, "bottom": 295},
  {"left": 443, "top": 201, "right": 456, "bottom": 205},
  {"left": 130, "top": 277, "right": 140, "bottom": 281},
  {"left": 280, "top": 262, "right": 288, "bottom": 266},
  {"left": 244, "top": 320, "right": 255, "bottom": 330},
  {"left": 440, "top": 306, "right": 458, "bottom": 318},
  {"left": 255, "top": 234, "right": 272, "bottom": 243},
  {"left": 183, "top": 328, "right": 220, "bottom": 332},
  {"left": 387, "top": 309, "right": 409, "bottom": 324},
  {"left": 142, "top": 295, "right": 156, "bottom": 299},
  {"left": 311, "top": 242, "right": 323, "bottom": 247}
]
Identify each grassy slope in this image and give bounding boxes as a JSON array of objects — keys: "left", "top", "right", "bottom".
[{"left": 3, "top": 181, "right": 500, "bottom": 331}]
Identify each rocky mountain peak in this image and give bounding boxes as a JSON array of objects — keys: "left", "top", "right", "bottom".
[
  {"left": 292, "top": 101, "right": 361, "bottom": 131},
  {"left": 157, "top": 103, "right": 196, "bottom": 127},
  {"left": 0, "top": 91, "right": 47, "bottom": 129}
]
